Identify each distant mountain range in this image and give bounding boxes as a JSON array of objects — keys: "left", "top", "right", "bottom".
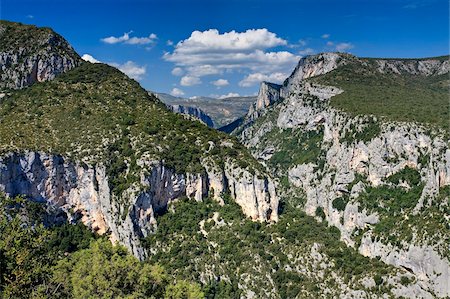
[{"left": 151, "top": 91, "right": 256, "bottom": 128}]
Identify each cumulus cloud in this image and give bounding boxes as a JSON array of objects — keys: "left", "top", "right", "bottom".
[
  {"left": 81, "top": 54, "right": 101, "bottom": 63},
  {"left": 185, "top": 65, "right": 222, "bottom": 77},
  {"left": 170, "top": 28, "right": 287, "bottom": 54},
  {"left": 164, "top": 28, "right": 299, "bottom": 79},
  {"left": 109, "top": 61, "right": 146, "bottom": 80},
  {"left": 101, "top": 31, "right": 158, "bottom": 45},
  {"left": 211, "top": 79, "right": 229, "bottom": 87},
  {"left": 170, "top": 88, "right": 185, "bottom": 97},
  {"left": 335, "top": 42, "right": 354, "bottom": 52},
  {"left": 214, "top": 92, "right": 240, "bottom": 99},
  {"left": 239, "top": 72, "right": 288, "bottom": 87},
  {"left": 167, "top": 40, "right": 174, "bottom": 46},
  {"left": 180, "top": 76, "right": 201, "bottom": 86},
  {"left": 321, "top": 34, "right": 330, "bottom": 39},
  {"left": 171, "top": 67, "right": 184, "bottom": 76}
]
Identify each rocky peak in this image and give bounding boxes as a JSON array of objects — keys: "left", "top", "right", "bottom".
[
  {"left": 281, "top": 52, "right": 351, "bottom": 94},
  {"left": 247, "top": 81, "right": 282, "bottom": 119},
  {"left": 0, "top": 20, "right": 82, "bottom": 90},
  {"left": 168, "top": 104, "right": 215, "bottom": 127}
]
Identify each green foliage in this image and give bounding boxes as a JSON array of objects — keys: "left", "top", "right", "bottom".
[
  {"left": 144, "top": 196, "right": 394, "bottom": 297},
  {"left": 269, "top": 127, "right": 324, "bottom": 170},
  {"left": 0, "top": 195, "right": 95, "bottom": 298},
  {"left": 49, "top": 239, "right": 168, "bottom": 299},
  {"left": 315, "top": 206, "right": 326, "bottom": 219},
  {"left": 0, "top": 193, "right": 202, "bottom": 298},
  {"left": 0, "top": 62, "right": 263, "bottom": 201},
  {"left": 165, "top": 280, "right": 204, "bottom": 299},
  {"left": 341, "top": 117, "right": 381, "bottom": 144},
  {"left": 332, "top": 197, "right": 349, "bottom": 211},
  {"left": 311, "top": 58, "right": 450, "bottom": 131},
  {"left": 386, "top": 166, "right": 421, "bottom": 186}
]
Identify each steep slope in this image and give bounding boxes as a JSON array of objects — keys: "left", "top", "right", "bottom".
[
  {"left": 0, "top": 23, "right": 279, "bottom": 260},
  {"left": 0, "top": 20, "right": 81, "bottom": 90},
  {"left": 167, "top": 103, "right": 214, "bottom": 127},
  {"left": 153, "top": 91, "right": 256, "bottom": 128},
  {"left": 232, "top": 53, "right": 450, "bottom": 297}
]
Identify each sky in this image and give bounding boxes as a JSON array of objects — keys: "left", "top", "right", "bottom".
[{"left": 1, "top": 0, "right": 449, "bottom": 98}]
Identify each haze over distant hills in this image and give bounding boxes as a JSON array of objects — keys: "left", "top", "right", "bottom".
[{"left": 152, "top": 91, "right": 256, "bottom": 128}]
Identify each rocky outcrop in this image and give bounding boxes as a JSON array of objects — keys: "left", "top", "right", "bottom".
[
  {"left": 0, "top": 151, "right": 278, "bottom": 260},
  {"left": 247, "top": 82, "right": 282, "bottom": 120},
  {"left": 169, "top": 104, "right": 214, "bottom": 127},
  {"left": 281, "top": 52, "right": 347, "bottom": 95},
  {"left": 0, "top": 21, "right": 81, "bottom": 89},
  {"left": 233, "top": 53, "right": 450, "bottom": 297},
  {"left": 374, "top": 58, "right": 450, "bottom": 75}
]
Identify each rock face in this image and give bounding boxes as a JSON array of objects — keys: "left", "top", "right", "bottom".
[
  {"left": 0, "top": 20, "right": 81, "bottom": 90},
  {"left": 169, "top": 104, "right": 215, "bottom": 127},
  {"left": 247, "top": 82, "right": 282, "bottom": 119},
  {"left": 0, "top": 151, "right": 278, "bottom": 260},
  {"left": 233, "top": 52, "right": 450, "bottom": 297}
]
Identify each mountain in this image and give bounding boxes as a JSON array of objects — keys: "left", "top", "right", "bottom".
[
  {"left": 2, "top": 20, "right": 450, "bottom": 299},
  {"left": 231, "top": 52, "right": 450, "bottom": 297},
  {"left": 0, "top": 20, "right": 81, "bottom": 90},
  {"left": 153, "top": 91, "right": 256, "bottom": 128},
  {"left": 167, "top": 103, "right": 214, "bottom": 127},
  {"left": 0, "top": 21, "right": 278, "bottom": 262}
]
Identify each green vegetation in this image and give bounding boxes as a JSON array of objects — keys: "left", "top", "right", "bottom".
[
  {"left": 0, "top": 20, "right": 78, "bottom": 56},
  {"left": 354, "top": 167, "right": 450, "bottom": 254},
  {"left": 311, "top": 57, "right": 450, "bottom": 131},
  {"left": 0, "top": 62, "right": 263, "bottom": 199},
  {"left": 341, "top": 116, "right": 381, "bottom": 144},
  {"left": 268, "top": 127, "right": 324, "bottom": 171},
  {"left": 144, "top": 195, "right": 397, "bottom": 297},
  {"left": 0, "top": 193, "right": 203, "bottom": 299}
]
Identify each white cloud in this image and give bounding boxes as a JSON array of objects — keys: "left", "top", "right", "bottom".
[
  {"left": 298, "top": 48, "right": 315, "bottom": 56},
  {"left": 321, "top": 34, "right": 330, "bottom": 39},
  {"left": 81, "top": 54, "right": 101, "bottom": 63},
  {"left": 211, "top": 79, "right": 229, "bottom": 87},
  {"left": 335, "top": 42, "right": 354, "bottom": 52},
  {"left": 326, "top": 41, "right": 334, "bottom": 47},
  {"left": 26, "top": 15, "right": 34, "bottom": 19},
  {"left": 167, "top": 40, "right": 174, "bottom": 46},
  {"left": 180, "top": 76, "right": 201, "bottom": 86},
  {"left": 171, "top": 28, "right": 287, "bottom": 54},
  {"left": 101, "top": 31, "right": 158, "bottom": 45},
  {"left": 214, "top": 92, "right": 240, "bottom": 99},
  {"left": 164, "top": 29, "right": 299, "bottom": 79},
  {"left": 239, "top": 72, "right": 287, "bottom": 87},
  {"left": 171, "top": 67, "right": 184, "bottom": 76},
  {"left": 109, "top": 61, "right": 146, "bottom": 80},
  {"left": 186, "top": 65, "right": 222, "bottom": 77},
  {"left": 170, "top": 88, "right": 185, "bottom": 97}
]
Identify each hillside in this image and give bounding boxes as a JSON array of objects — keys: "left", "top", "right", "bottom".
[
  {"left": 1, "top": 19, "right": 450, "bottom": 299},
  {"left": 0, "top": 61, "right": 280, "bottom": 259},
  {"left": 231, "top": 52, "right": 450, "bottom": 297},
  {"left": 153, "top": 91, "right": 256, "bottom": 128},
  {"left": 310, "top": 55, "right": 450, "bottom": 130},
  {"left": 0, "top": 20, "right": 81, "bottom": 90}
]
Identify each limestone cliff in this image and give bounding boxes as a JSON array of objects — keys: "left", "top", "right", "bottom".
[
  {"left": 0, "top": 20, "right": 81, "bottom": 90},
  {"left": 247, "top": 81, "right": 282, "bottom": 120},
  {"left": 233, "top": 53, "right": 450, "bottom": 297},
  {"left": 0, "top": 151, "right": 278, "bottom": 260}
]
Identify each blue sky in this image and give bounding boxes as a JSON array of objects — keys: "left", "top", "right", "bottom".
[{"left": 1, "top": 0, "right": 448, "bottom": 98}]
